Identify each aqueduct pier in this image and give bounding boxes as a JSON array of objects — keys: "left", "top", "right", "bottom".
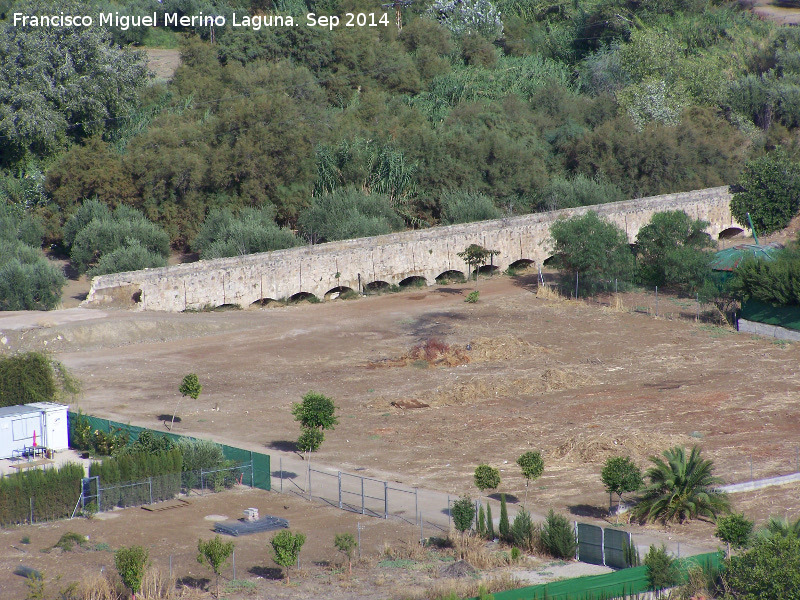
[{"left": 83, "top": 186, "right": 744, "bottom": 312}]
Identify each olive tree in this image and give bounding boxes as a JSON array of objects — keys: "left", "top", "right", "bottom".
[
  {"left": 197, "top": 535, "right": 235, "bottom": 598},
  {"left": 271, "top": 530, "right": 306, "bottom": 583},
  {"left": 167, "top": 373, "right": 202, "bottom": 431},
  {"left": 292, "top": 391, "right": 338, "bottom": 453},
  {"left": 474, "top": 463, "right": 501, "bottom": 493},
  {"left": 517, "top": 451, "right": 544, "bottom": 508},
  {"left": 601, "top": 456, "right": 643, "bottom": 521},
  {"left": 114, "top": 545, "right": 149, "bottom": 600}
]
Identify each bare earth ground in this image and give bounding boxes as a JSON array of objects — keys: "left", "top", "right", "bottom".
[
  {"left": 1, "top": 273, "right": 799, "bottom": 597},
  {"left": 0, "top": 464, "right": 608, "bottom": 600},
  {"left": 145, "top": 48, "right": 182, "bottom": 82}
]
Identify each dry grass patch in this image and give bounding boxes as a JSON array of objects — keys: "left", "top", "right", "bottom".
[
  {"left": 403, "top": 572, "right": 524, "bottom": 600},
  {"left": 468, "top": 335, "right": 542, "bottom": 362},
  {"left": 550, "top": 431, "right": 693, "bottom": 463}
]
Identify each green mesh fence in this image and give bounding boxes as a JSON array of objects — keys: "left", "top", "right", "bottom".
[
  {"left": 577, "top": 523, "right": 603, "bottom": 566},
  {"left": 68, "top": 412, "right": 270, "bottom": 491},
  {"left": 603, "top": 528, "right": 631, "bottom": 570},
  {"left": 482, "top": 552, "right": 723, "bottom": 600},
  {"left": 740, "top": 300, "right": 800, "bottom": 331}
]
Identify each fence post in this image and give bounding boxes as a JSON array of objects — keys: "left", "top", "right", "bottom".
[
  {"left": 338, "top": 472, "right": 342, "bottom": 509},
  {"left": 601, "top": 525, "right": 606, "bottom": 567},
  {"left": 169, "top": 555, "right": 172, "bottom": 579},
  {"left": 149, "top": 477, "right": 153, "bottom": 505},
  {"left": 30, "top": 497, "right": 33, "bottom": 524},
  {"left": 357, "top": 522, "right": 362, "bottom": 560},
  {"left": 447, "top": 496, "right": 451, "bottom": 528},
  {"left": 250, "top": 453, "right": 254, "bottom": 489},
  {"left": 201, "top": 468, "right": 205, "bottom": 495},
  {"left": 415, "top": 488, "right": 418, "bottom": 526},
  {"left": 655, "top": 286, "right": 658, "bottom": 317},
  {"left": 233, "top": 549, "right": 236, "bottom": 581},
  {"left": 280, "top": 457, "right": 283, "bottom": 493},
  {"left": 696, "top": 293, "right": 700, "bottom": 321},
  {"left": 361, "top": 477, "right": 365, "bottom": 515},
  {"left": 574, "top": 521, "right": 579, "bottom": 560},
  {"left": 384, "top": 482, "right": 388, "bottom": 519}
]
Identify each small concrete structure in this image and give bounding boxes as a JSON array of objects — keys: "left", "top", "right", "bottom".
[{"left": 0, "top": 402, "right": 69, "bottom": 460}]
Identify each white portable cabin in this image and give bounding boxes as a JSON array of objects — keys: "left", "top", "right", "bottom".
[{"left": 0, "top": 402, "right": 69, "bottom": 459}]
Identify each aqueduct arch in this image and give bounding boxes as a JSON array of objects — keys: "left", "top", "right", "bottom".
[{"left": 84, "top": 186, "right": 741, "bottom": 312}]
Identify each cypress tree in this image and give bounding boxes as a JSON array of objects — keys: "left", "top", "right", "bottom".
[
  {"left": 477, "top": 505, "right": 486, "bottom": 537},
  {"left": 486, "top": 503, "right": 495, "bottom": 540},
  {"left": 499, "top": 493, "right": 510, "bottom": 542}
]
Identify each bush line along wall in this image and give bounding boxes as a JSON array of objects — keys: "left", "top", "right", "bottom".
[
  {"left": 479, "top": 552, "right": 722, "bottom": 600},
  {"left": 0, "top": 463, "right": 84, "bottom": 526},
  {"left": 67, "top": 412, "right": 271, "bottom": 492}
]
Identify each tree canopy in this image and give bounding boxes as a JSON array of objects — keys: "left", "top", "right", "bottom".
[
  {"left": 731, "top": 149, "right": 800, "bottom": 236},
  {"left": 0, "top": 0, "right": 149, "bottom": 166},
  {"left": 634, "top": 210, "right": 715, "bottom": 289},
  {"left": 549, "top": 211, "right": 635, "bottom": 292}
]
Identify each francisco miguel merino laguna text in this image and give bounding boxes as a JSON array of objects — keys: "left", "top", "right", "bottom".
[{"left": 12, "top": 11, "right": 390, "bottom": 30}]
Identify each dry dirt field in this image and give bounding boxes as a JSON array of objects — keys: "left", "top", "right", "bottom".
[{"left": 1, "top": 274, "right": 799, "bottom": 596}]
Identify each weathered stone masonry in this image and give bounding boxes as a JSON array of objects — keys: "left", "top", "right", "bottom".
[{"left": 83, "top": 186, "right": 741, "bottom": 312}]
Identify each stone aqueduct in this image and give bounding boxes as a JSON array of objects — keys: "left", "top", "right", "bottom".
[{"left": 84, "top": 186, "right": 745, "bottom": 312}]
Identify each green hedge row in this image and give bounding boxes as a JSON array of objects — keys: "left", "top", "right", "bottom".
[
  {"left": 89, "top": 449, "right": 183, "bottom": 508},
  {"left": 0, "top": 463, "right": 84, "bottom": 526},
  {"left": 89, "top": 449, "right": 183, "bottom": 484}
]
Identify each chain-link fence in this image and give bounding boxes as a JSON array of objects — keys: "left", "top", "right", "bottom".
[{"left": 79, "top": 463, "right": 253, "bottom": 513}]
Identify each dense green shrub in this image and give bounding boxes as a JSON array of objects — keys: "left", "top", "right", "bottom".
[
  {"left": 644, "top": 544, "right": 680, "bottom": 593},
  {"left": 634, "top": 210, "right": 715, "bottom": 290},
  {"left": 69, "top": 205, "right": 170, "bottom": 274},
  {"left": 0, "top": 463, "right": 84, "bottom": 526},
  {"left": 511, "top": 508, "right": 538, "bottom": 551},
  {"left": 536, "top": 175, "right": 625, "bottom": 212},
  {"left": 550, "top": 211, "right": 636, "bottom": 292},
  {"left": 730, "top": 244, "right": 800, "bottom": 307},
  {"left": 722, "top": 535, "right": 800, "bottom": 599},
  {"left": 440, "top": 190, "right": 502, "bottom": 224},
  {"left": 540, "top": 509, "right": 577, "bottom": 559},
  {"left": 716, "top": 513, "right": 755, "bottom": 551},
  {"left": 191, "top": 206, "right": 298, "bottom": 259},
  {"left": 0, "top": 204, "right": 63, "bottom": 310},
  {"left": 178, "top": 438, "right": 225, "bottom": 473},
  {"left": 731, "top": 149, "right": 800, "bottom": 236},
  {"left": 298, "top": 187, "right": 404, "bottom": 243},
  {"left": 0, "top": 352, "right": 79, "bottom": 408}
]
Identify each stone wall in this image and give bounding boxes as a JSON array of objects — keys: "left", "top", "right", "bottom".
[{"left": 83, "top": 186, "right": 739, "bottom": 312}]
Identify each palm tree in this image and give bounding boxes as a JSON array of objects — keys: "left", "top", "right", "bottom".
[
  {"left": 632, "top": 445, "right": 730, "bottom": 525},
  {"left": 761, "top": 515, "right": 800, "bottom": 539}
]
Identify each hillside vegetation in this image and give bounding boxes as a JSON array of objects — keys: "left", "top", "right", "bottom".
[{"left": 1, "top": 0, "right": 800, "bottom": 294}]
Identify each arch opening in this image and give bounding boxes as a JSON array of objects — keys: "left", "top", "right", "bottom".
[
  {"left": 289, "top": 292, "right": 319, "bottom": 304},
  {"left": 366, "top": 281, "right": 390, "bottom": 291},
  {"left": 251, "top": 298, "right": 279, "bottom": 307},
  {"left": 436, "top": 270, "right": 466, "bottom": 284},
  {"left": 325, "top": 286, "right": 357, "bottom": 300},
  {"left": 542, "top": 255, "right": 558, "bottom": 266},
  {"left": 478, "top": 265, "right": 500, "bottom": 275},
  {"left": 132, "top": 290, "right": 142, "bottom": 303},
  {"left": 399, "top": 276, "right": 428, "bottom": 288},
  {"left": 508, "top": 259, "right": 534, "bottom": 271},
  {"left": 719, "top": 227, "right": 745, "bottom": 240},
  {"left": 216, "top": 303, "right": 242, "bottom": 311}
]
